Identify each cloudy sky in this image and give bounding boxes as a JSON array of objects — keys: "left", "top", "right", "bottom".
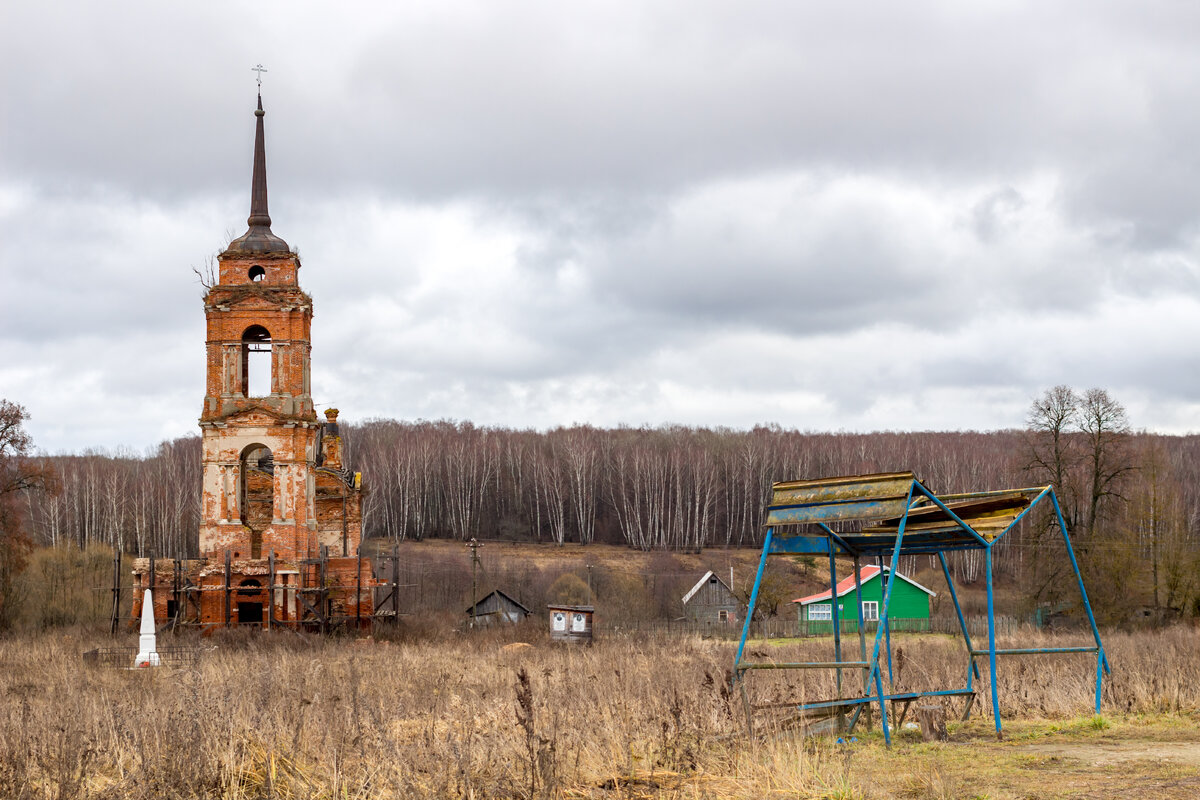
[{"left": 3, "top": 2, "right": 1200, "bottom": 454}]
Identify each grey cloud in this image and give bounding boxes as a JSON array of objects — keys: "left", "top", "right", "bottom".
[
  {"left": 5, "top": 2, "right": 1198, "bottom": 218},
  {"left": 6, "top": 1, "right": 1200, "bottom": 450},
  {"left": 0, "top": 188, "right": 222, "bottom": 340},
  {"left": 971, "top": 188, "right": 1026, "bottom": 244}
]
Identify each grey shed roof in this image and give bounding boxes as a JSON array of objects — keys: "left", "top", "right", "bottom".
[
  {"left": 465, "top": 589, "right": 531, "bottom": 616},
  {"left": 681, "top": 570, "right": 737, "bottom": 604}
]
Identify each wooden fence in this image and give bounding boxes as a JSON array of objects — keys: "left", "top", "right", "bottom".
[
  {"left": 794, "top": 615, "right": 1021, "bottom": 637},
  {"left": 608, "top": 618, "right": 793, "bottom": 640},
  {"left": 607, "top": 614, "right": 1022, "bottom": 641}
]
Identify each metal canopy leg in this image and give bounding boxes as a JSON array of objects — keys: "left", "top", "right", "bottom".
[
  {"left": 734, "top": 527, "right": 774, "bottom": 735},
  {"left": 735, "top": 527, "right": 773, "bottom": 671},
  {"left": 853, "top": 555, "right": 869, "bottom": 695},
  {"left": 729, "top": 527, "right": 777, "bottom": 734},
  {"left": 828, "top": 537, "right": 844, "bottom": 731},
  {"left": 879, "top": 554, "right": 894, "bottom": 686},
  {"left": 867, "top": 482, "right": 914, "bottom": 746},
  {"left": 850, "top": 554, "right": 870, "bottom": 732},
  {"left": 985, "top": 544, "right": 1002, "bottom": 739}
]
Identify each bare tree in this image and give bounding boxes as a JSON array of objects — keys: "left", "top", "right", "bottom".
[
  {"left": 0, "top": 400, "right": 57, "bottom": 628},
  {"left": 1024, "top": 385, "right": 1083, "bottom": 529},
  {"left": 557, "top": 427, "right": 598, "bottom": 545},
  {"left": 1022, "top": 386, "right": 1136, "bottom": 619},
  {"left": 1077, "top": 387, "right": 1133, "bottom": 540}
]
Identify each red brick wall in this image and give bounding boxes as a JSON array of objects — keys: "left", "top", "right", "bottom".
[
  {"left": 131, "top": 556, "right": 375, "bottom": 630},
  {"left": 131, "top": 229, "right": 372, "bottom": 630}
]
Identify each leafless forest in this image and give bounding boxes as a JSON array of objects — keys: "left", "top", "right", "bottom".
[{"left": 14, "top": 402, "right": 1200, "bottom": 618}]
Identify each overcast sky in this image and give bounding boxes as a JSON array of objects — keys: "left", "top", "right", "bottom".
[{"left": 3, "top": 2, "right": 1200, "bottom": 454}]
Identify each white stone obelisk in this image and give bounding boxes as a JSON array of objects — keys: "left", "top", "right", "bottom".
[{"left": 134, "top": 589, "right": 161, "bottom": 667}]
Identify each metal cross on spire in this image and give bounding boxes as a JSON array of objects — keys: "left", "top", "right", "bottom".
[{"left": 251, "top": 63, "right": 268, "bottom": 88}]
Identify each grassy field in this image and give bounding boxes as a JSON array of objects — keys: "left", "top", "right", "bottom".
[{"left": 0, "top": 625, "right": 1197, "bottom": 799}]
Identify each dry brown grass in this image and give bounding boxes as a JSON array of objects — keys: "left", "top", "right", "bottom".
[
  {"left": 746, "top": 625, "right": 1200, "bottom": 719},
  {"left": 0, "top": 625, "right": 1197, "bottom": 799}
]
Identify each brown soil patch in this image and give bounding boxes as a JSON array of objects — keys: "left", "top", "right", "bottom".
[{"left": 1019, "top": 740, "right": 1200, "bottom": 766}]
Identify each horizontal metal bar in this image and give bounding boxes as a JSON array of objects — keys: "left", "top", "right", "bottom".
[
  {"left": 848, "top": 530, "right": 983, "bottom": 542},
  {"left": 767, "top": 535, "right": 849, "bottom": 555},
  {"left": 846, "top": 528, "right": 984, "bottom": 542},
  {"left": 795, "top": 696, "right": 875, "bottom": 710},
  {"left": 736, "top": 661, "right": 870, "bottom": 671},
  {"left": 912, "top": 487, "right": 1049, "bottom": 503},
  {"left": 819, "top": 523, "right": 859, "bottom": 556},
  {"left": 840, "top": 543, "right": 979, "bottom": 553},
  {"left": 794, "top": 688, "right": 975, "bottom": 713},
  {"left": 853, "top": 545, "right": 986, "bottom": 555},
  {"left": 969, "top": 647, "right": 1098, "bottom": 656},
  {"left": 889, "top": 688, "right": 978, "bottom": 699}
]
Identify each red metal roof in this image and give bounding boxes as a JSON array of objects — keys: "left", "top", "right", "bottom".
[
  {"left": 793, "top": 565, "right": 936, "bottom": 604},
  {"left": 793, "top": 566, "right": 882, "bottom": 605}
]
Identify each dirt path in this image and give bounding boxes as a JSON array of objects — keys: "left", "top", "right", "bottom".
[
  {"left": 848, "top": 717, "right": 1200, "bottom": 799},
  {"left": 1019, "top": 739, "right": 1200, "bottom": 766}
]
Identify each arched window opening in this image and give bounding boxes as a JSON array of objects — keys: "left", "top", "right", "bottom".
[
  {"left": 239, "top": 444, "right": 274, "bottom": 559},
  {"left": 248, "top": 265, "right": 266, "bottom": 282},
  {"left": 241, "top": 325, "right": 272, "bottom": 397}
]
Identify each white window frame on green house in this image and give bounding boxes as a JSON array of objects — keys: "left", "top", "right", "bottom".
[
  {"left": 861, "top": 601, "right": 879, "bottom": 621},
  {"left": 809, "top": 603, "right": 832, "bottom": 621}
]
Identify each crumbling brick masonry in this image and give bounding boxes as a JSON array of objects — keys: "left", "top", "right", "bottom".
[{"left": 132, "top": 94, "right": 374, "bottom": 630}]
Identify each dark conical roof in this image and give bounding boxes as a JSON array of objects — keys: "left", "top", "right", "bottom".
[{"left": 224, "top": 93, "right": 290, "bottom": 255}]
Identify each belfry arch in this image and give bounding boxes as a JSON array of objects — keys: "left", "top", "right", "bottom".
[
  {"left": 239, "top": 443, "right": 274, "bottom": 558},
  {"left": 241, "top": 325, "right": 272, "bottom": 397}
]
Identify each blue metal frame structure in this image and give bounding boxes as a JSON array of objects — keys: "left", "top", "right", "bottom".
[{"left": 733, "top": 472, "right": 1110, "bottom": 744}]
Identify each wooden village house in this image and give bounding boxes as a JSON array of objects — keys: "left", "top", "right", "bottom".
[
  {"left": 681, "top": 570, "right": 743, "bottom": 626},
  {"left": 465, "top": 590, "right": 531, "bottom": 626},
  {"left": 794, "top": 565, "right": 935, "bottom": 635}
]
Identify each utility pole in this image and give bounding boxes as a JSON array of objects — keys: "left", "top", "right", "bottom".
[
  {"left": 109, "top": 546, "right": 122, "bottom": 635},
  {"left": 467, "top": 538, "right": 483, "bottom": 627},
  {"left": 586, "top": 563, "right": 593, "bottom": 604}
]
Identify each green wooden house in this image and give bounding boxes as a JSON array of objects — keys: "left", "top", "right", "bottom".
[{"left": 794, "top": 565, "right": 935, "bottom": 634}]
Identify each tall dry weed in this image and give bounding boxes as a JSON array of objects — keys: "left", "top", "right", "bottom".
[{"left": 0, "top": 625, "right": 1195, "bottom": 798}]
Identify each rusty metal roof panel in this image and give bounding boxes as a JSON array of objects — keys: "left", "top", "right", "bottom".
[
  {"left": 860, "top": 490, "right": 1041, "bottom": 541},
  {"left": 770, "top": 471, "right": 915, "bottom": 504},
  {"left": 765, "top": 498, "right": 912, "bottom": 526},
  {"left": 766, "top": 472, "right": 918, "bottom": 525},
  {"left": 764, "top": 472, "right": 1048, "bottom": 551}
]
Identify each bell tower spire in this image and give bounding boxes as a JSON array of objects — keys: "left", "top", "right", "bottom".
[
  {"left": 248, "top": 92, "right": 271, "bottom": 229},
  {"left": 224, "top": 90, "right": 289, "bottom": 254}
]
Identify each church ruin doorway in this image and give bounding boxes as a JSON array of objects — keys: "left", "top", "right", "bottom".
[{"left": 237, "top": 579, "right": 264, "bottom": 625}]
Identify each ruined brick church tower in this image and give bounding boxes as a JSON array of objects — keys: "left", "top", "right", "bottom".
[
  {"left": 199, "top": 91, "right": 341, "bottom": 563},
  {"left": 132, "top": 93, "right": 373, "bottom": 629}
]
